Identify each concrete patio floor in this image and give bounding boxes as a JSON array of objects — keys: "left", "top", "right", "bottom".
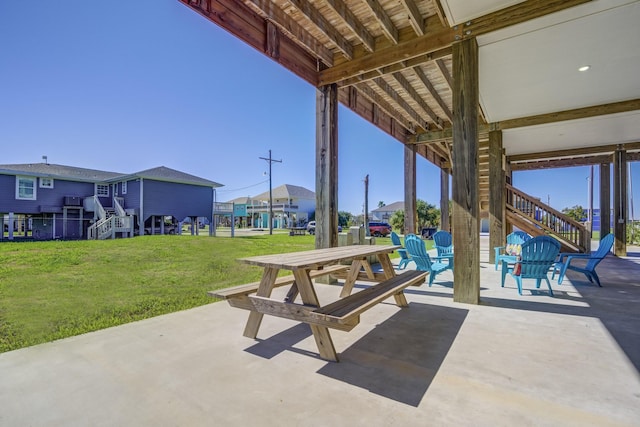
[{"left": 1, "top": 237, "right": 639, "bottom": 426}]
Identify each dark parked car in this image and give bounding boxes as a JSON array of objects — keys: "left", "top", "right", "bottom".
[
  {"left": 368, "top": 221, "right": 392, "bottom": 237},
  {"left": 306, "top": 221, "right": 342, "bottom": 235}
]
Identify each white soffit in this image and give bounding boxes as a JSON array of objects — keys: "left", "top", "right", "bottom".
[
  {"left": 477, "top": 0, "right": 640, "bottom": 123},
  {"left": 439, "top": 0, "right": 525, "bottom": 26},
  {"left": 503, "top": 110, "right": 640, "bottom": 156}
]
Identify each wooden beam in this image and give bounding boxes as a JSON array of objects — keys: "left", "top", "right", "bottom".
[
  {"left": 404, "top": 145, "right": 417, "bottom": 234},
  {"left": 435, "top": 59, "right": 451, "bottom": 88},
  {"left": 399, "top": 0, "right": 425, "bottom": 36},
  {"left": 412, "top": 66, "right": 453, "bottom": 121},
  {"left": 440, "top": 167, "right": 450, "bottom": 232},
  {"left": 510, "top": 155, "right": 613, "bottom": 170},
  {"left": 488, "top": 131, "right": 505, "bottom": 265},
  {"left": 242, "top": 0, "right": 334, "bottom": 66},
  {"left": 433, "top": 0, "right": 450, "bottom": 28},
  {"left": 316, "top": 84, "right": 339, "bottom": 249},
  {"left": 318, "top": 16, "right": 455, "bottom": 86},
  {"left": 600, "top": 162, "right": 611, "bottom": 239},
  {"left": 352, "top": 83, "right": 415, "bottom": 132},
  {"left": 390, "top": 72, "right": 444, "bottom": 128},
  {"left": 179, "top": 0, "right": 319, "bottom": 85},
  {"left": 613, "top": 148, "right": 627, "bottom": 256},
  {"left": 337, "top": 46, "right": 452, "bottom": 87},
  {"left": 287, "top": 0, "right": 354, "bottom": 60},
  {"left": 451, "top": 38, "right": 480, "bottom": 304},
  {"left": 324, "top": 0, "right": 375, "bottom": 52},
  {"left": 360, "top": 0, "right": 398, "bottom": 44},
  {"left": 495, "top": 99, "right": 640, "bottom": 131},
  {"left": 508, "top": 141, "right": 640, "bottom": 163},
  {"left": 372, "top": 77, "right": 429, "bottom": 131}
]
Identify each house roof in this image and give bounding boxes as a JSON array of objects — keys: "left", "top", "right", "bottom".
[
  {"left": 252, "top": 184, "right": 315, "bottom": 201},
  {"left": 0, "top": 163, "right": 123, "bottom": 182},
  {"left": 115, "top": 166, "right": 223, "bottom": 188},
  {"left": 0, "top": 163, "right": 222, "bottom": 188},
  {"left": 372, "top": 201, "right": 404, "bottom": 213}
]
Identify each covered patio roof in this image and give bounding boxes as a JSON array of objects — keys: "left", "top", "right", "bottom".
[{"left": 180, "top": 0, "right": 640, "bottom": 169}]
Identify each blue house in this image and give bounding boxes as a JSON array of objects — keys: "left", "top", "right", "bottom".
[{"left": 0, "top": 163, "right": 222, "bottom": 241}]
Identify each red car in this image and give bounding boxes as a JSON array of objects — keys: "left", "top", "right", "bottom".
[{"left": 368, "top": 222, "right": 392, "bottom": 237}]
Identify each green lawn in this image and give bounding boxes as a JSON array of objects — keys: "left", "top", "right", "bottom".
[{"left": 0, "top": 232, "right": 426, "bottom": 353}]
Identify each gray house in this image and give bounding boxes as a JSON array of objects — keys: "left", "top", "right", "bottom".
[
  {"left": 371, "top": 201, "right": 404, "bottom": 222},
  {"left": 0, "top": 163, "right": 222, "bottom": 240}
]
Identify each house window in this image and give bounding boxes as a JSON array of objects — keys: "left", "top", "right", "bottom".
[
  {"left": 121, "top": 181, "right": 127, "bottom": 195},
  {"left": 16, "top": 176, "right": 37, "bottom": 200},
  {"left": 96, "top": 184, "right": 109, "bottom": 197},
  {"left": 40, "top": 177, "right": 54, "bottom": 189}
]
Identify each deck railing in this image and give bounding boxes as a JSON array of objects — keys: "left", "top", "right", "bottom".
[{"left": 506, "top": 184, "right": 589, "bottom": 253}]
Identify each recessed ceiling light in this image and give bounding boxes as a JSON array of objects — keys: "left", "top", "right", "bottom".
[{"left": 579, "top": 65, "right": 591, "bottom": 72}]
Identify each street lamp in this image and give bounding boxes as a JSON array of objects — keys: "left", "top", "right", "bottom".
[{"left": 259, "top": 150, "right": 281, "bottom": 235}]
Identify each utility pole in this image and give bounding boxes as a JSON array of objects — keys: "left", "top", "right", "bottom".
[
  {"left": 259, "top": 149, "right": 282, "bottom": 235},
  {"left": 364, "top": 174, "right": 369, "bottom": 237}
]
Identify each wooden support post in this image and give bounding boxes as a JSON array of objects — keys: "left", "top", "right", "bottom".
[
  {"left": 440, "top": 168, "right": 450, "bottom": 232},
  {"left": 488, "top": 130, "right": 505, "bottom": 265},
  {"left": 316, "top": 84, "right": 339, "bottom": 249},
  {"left": 452, "top": 38, "right": 480, "bottom": 304},
  {"left": 613, "top": 148, "right": 627, "bottom": 256},
  {"left": 404, "top": 144, "right": 417, "bottom": 235},
  {"left": 600, "top": 162, "right": 611, "bottom": 239}
]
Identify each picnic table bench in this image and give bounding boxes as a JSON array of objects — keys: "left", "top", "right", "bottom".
[{"left": 210, "top": 245, "right": 427, "bottom": 362}]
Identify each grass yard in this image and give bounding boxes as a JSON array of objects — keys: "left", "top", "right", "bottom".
[{"left": 0, "top": 232, "right": 426, "bottom": 353}]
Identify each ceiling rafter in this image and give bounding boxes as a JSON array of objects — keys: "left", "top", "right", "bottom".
[
  {"left": 286, "top": 0, "right": 354, "bottom": 60},
  {"left": 354, "top": 83, "right": 416, "bottom": 133},
  {"left": 399, "top": 0, "right": 425, "bottom": 36},
  {"left": 360, "top": 0, "right": 398, "bottom": 44},
  {"left": 319, "top": 15, "right": 454, "bottom": 86},
  {"left": 323, "top": 0, "right": 375, "bottom": 52},
  {"left": 338, "top": 46, "right": 452, "bottom": 87},
  {"left": 411, "top": 66, "right": 452, "bottom": 121},
  {"left": 390, "top": 71, "right": 444, "bottom": 129},
  {"left": 434, "top": 59, "right": 451, "bottom": 88},
  {"left": 372, "top": 77, "right": 429, "bottom": 131},
  {"left": 242, "top": 0, "right": 334, "bottom": 66},
  {"left": 508, "top": 141, "right": 640, "bottom": 163},
  {"left": 432, "top": 0, "right": 449, "bottom": 28}
]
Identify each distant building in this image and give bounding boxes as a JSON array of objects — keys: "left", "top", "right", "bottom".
[
  {"left": 370, "top": 201, "right": 404, "bottom": 222},
  {"left": 226, "top": 184, "right": 315, "bottom": 228},
  {"left": 0, "top": 162, "right": 222, "bottom": 240}
]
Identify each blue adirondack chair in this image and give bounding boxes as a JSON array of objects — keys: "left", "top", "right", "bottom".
[
  {"left": 405, "top": 234, "right": 451, "bottom": 287},
  {"left": 390, "top": 231, "right": 413, "bottom": 270},
  {"left": 494, "top": 231, "right": 532, "bottom": 270},
  {"left": 552, "top": 233, "right": 614, "bottom": 286},
  {"left": 501, "top": 235, "right": 560, "bottom": 296},
  {"left": 432, "top": 230, "right": 454, "bottom": 271}
]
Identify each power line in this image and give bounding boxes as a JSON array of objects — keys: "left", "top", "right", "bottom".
[{"left": 217, "top": 179, "right": 269, "bottom": 193}]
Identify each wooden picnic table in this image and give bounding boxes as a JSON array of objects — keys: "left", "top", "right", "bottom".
[{"left": 212, "top": 244, "right": 427, "bottom": 362}]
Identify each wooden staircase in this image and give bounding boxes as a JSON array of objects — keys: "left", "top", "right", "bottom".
[{"left": 505, "top": 184, "right": 589, "bottom": 253}]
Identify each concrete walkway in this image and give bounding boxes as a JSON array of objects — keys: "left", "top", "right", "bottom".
[{"left": 1, "top": 238, "right": 639, "bottom": 426}]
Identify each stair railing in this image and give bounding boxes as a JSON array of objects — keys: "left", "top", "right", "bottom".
[{"left": 506, "top": 184, "right": 589, "bottom": 253}]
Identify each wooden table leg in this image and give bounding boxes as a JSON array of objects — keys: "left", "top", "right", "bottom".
[
  {"left": 293, "top": 270, "right": 338, "bottom": 362},
  {"left": 243, "top": 267, "right": 279, "bottom": 339},
  {"left": 378, "top": 254, "right": 408, "bottom": 306},
  {"left": 340, "top": 259, "right": 363, "bottom": 297}
]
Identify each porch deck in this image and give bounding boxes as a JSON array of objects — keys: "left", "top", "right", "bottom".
[{"left": 1, "top": 236, "right": 638, "bottom": 426}]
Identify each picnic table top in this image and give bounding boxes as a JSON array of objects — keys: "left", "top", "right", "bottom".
[{"left": 237, "top": 245, "right": 401, "bottom": 270}]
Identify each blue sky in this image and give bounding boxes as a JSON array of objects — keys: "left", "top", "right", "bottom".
[{"left": 1, "top": 1, "right": 638, "bottom": 217}]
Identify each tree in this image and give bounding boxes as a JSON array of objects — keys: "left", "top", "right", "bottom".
[
  {"left": 378, "top": 201, "right": 385, "bottom": 208},
  {"left": 562, "top": 205, "right": 587, "bottom": 222},
  {"left": 390, "top": 209, "right": 404, "bottom": 231},
  {"left": 416, "top": 200, "right": 440, "bottom": 229},
  {"left": 338, "top": 211, "right": 353, "bottom": 227}
]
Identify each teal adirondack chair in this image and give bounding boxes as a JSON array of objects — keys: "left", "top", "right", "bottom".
[
  {"left": 390, "top": 231, "right": 413, "bottom": 270},
  {"left": 432, "top": 230, "right": 454, "bottom": 271},
  {"left": 405, "top": 234, "right": 451, "bottom": 287},
  {"left": 501, "top": 235, "right": 560, "bottom": 296},
  {"left": 494, "top": 231, "right": 532, "bottom": 270},
  {"left": 552, "top": 233, "right": 614, "bottom": 286}
]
